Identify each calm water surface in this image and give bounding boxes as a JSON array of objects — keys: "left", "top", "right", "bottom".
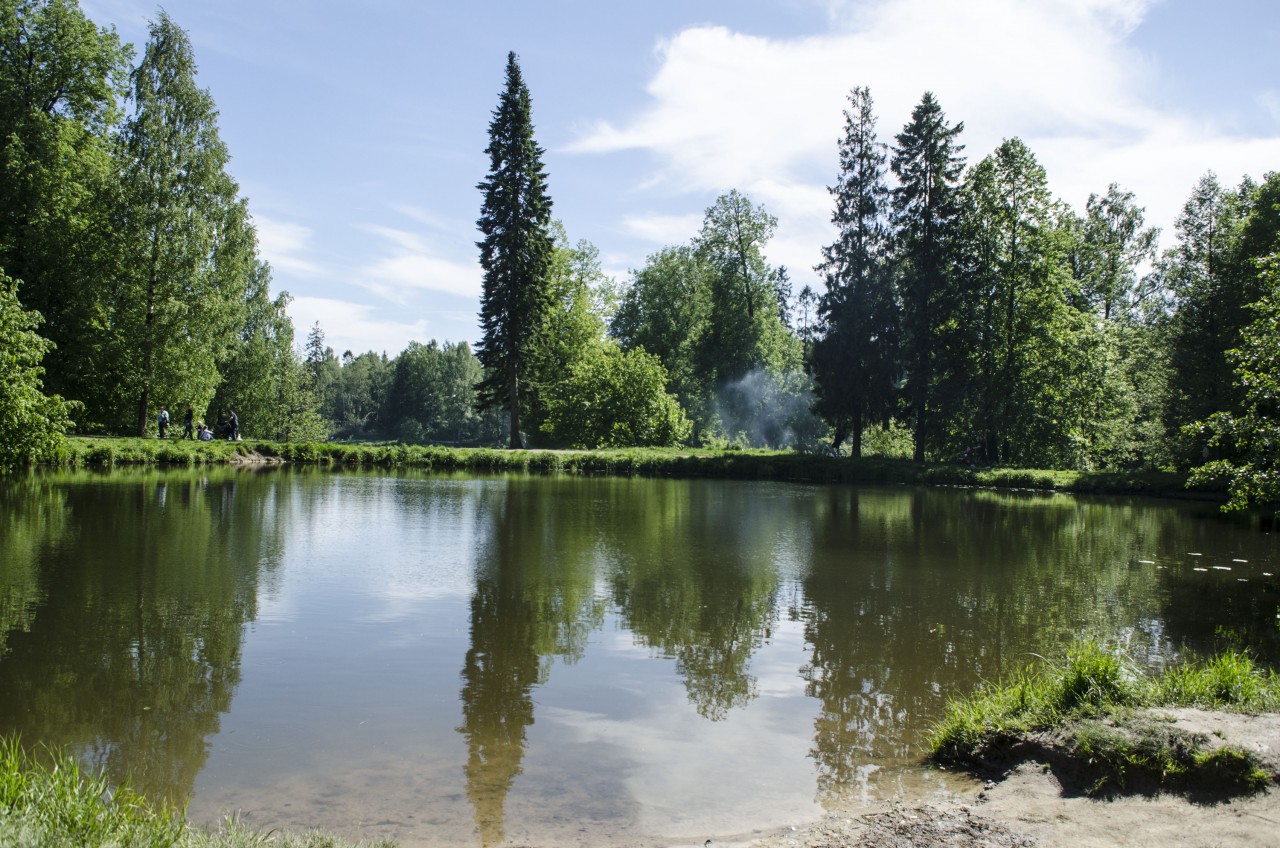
[{"left": 1, "top": 468, "right": 1278, "bottom": 847}]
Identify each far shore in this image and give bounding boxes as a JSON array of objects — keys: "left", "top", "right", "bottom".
[{"left": 31, "top": 435, "right": 1237, "bottom": 506}]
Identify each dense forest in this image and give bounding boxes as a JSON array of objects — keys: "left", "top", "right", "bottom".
[{"left": 1, "top": 2, "right": 1277, "bottom": 507}]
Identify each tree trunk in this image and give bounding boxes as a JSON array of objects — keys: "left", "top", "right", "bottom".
[{"left": 508, "top": 375, "right": 523, "bottom": 449}]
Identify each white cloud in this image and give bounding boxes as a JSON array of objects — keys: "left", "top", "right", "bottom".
[
  {"left": 288, "top": 295, "right": 430, "bottom": 357},
  {"left": 568, "top": 0, "right": 1279, "bottom": 274},
  {"left": 355, "top": 225, "right": 482, "bottom": 300},
  {"left": 253, "top": 214, "right": 322, "bottom": 276},
  {"left": 621, "top": 212, "right": 704, "bottom": 245}
]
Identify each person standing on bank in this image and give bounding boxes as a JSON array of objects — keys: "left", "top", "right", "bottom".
[
  {"left": 157, "top": 407, "right": 170, "bottom": 439},
  {"left": 182, "top": 405, "right": 194, "bottom": 440},
  {"left": 227, "top": 408, "right": 239, "bottom": 441}
]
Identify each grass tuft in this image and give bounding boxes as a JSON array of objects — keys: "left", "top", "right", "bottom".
[
  {"left": 0, "top": 738, "right": 397, "bottom": 847},
  {"left": 927, "top": 644, "right": 1280, "bottom": 796}
]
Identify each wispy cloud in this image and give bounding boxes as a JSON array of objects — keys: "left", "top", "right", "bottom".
[
  {"left": 287, "top": 295, "right": 431, "bottom": 358},
  {"left": 356, "top": 225, "right": 482, "bottom": 301},
  {"left": 253, "top": 214, "right": 322, "bottom": 276},
  {"left": 568, "top": 0, "right": 1279, "bottom": 278},
  {"left": 621, "top": 212, "right": 705, "bottom": 245}
]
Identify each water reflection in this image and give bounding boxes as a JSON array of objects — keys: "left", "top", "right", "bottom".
[
  {"left": 607, "top": 481, "right": 781, "bottom": 720},
  {"left": 460, "top": 482, "right": 606, "bottom": 846},
  {"left": 0, "top": 470, "right": 1276, "bottom": 847},
  {"left": 0, "top": 469, "right": 277, "bottom": 803}
]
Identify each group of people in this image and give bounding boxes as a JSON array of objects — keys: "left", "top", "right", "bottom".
[{"left": 156, "top": 405, "right": 240, "bottom": 441}]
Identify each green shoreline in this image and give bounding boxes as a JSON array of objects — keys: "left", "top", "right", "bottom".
[{"left": 34, "top": 435, "right": 1228, "bottom": 503}]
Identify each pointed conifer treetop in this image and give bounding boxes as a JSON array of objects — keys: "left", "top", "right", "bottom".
[
  {"left": 809, "top": 86, "right": 899, "bottom": 457},
  {"left": 890, "top": 91, "right": 966, "bottom": 462},
  {"left": 475, "top": 51, "right": 555, "bottom": 448},
  {"left": 818, "top": 86, "right": 890, "bottom": 302}
]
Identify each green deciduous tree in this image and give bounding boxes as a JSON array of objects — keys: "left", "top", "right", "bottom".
[
  {"left": 1190, "top": 256, "right": 1280, "bottom": 512},
  {"left": 524, "top": 223, "right": 615, "bottom": 437},
  {"left": 329, "top": 350, "right": 392, "bottom": 437},
  {"left": 611, "top": 191, "right": 804, "bottom": 443},
  {"left": 211, "top": 282, "right": 327, "bottom": 442},
  {"left": 475, "top": 52, "right": 555, "bottom": 448},
  {"left": 0, "top": 270, "right": 77, "bottom": 468},
  {"left": 891, "top": 92, "right": 965, "bottom": 461},
  {"left": 0, "top": 0, "right": 131, "bottom": 421},
  {"left": 956, "top": 138, "right": 1076, "bottom": 466},
  {"left": 810, "top": 86, "right": 900, "bottom": 456},
  {"left": 1074, "top": 183, "right": 1159, "bottom": 322},
  {"left": 113, "top": 11, "right": 254, "bottom": 435},
  {"left": 612, "top": 243, "right": 709, "bottom": 413},
  {"left": 540, "top": 344, "right": 691, "bottom": 448},
  {"left": 694, "top": 189, "right": 800, "bottom": 385}
]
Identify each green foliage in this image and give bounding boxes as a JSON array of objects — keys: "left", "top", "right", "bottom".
[
  {"left": 0, "top": 0, "right": 132, "bottom": 425},
  {"left": 475, "top": 52, "right": 556, "bottom": 447},
  {"left": 612, "top": 191, "right": 805, "bottom": 443},
  {"left": 327, "top": 350, "right": 393, "bottom": 438},
  {"left": 0, "top": 736, "right": 397, "bottom": 847},
  {"left": 211, "top": 284, "right": 328, "bottom": 443},
  {"left": 0, "top": 737, "right": 183, "bottom": 848},
  {"left": 1161, "top": 172, "right": 1277, "bottom": 455},
  {"left": 694, "top": 190, "right": 800, "bottom": 384},
  {"left": 540, "top": 344, "right": 691, "bottom": 448},
  {"left": 891, "top": 91, "right": 966, "bottom": 461},
  {"left": 1188, "top": 266, "right": 1280, "bottom": 512},
  {"left": 612, "top": 243, "right": 711, "bottom": 412},
  {"left": 110, "top": 11, "right": 259, "bottom": 435},
  {"left": 1074, "top": 183, "right": 1160, "bottom": 322},
  {"left": 0, "top": 272, "right": 78, "bottom": 470},
  {"left": 524, "top": 222, "right": 617, "bottom": 438},
  {"left": 810, "top": 86, "right": 899, "bottom": 457},
  {"left": 951, "top": 138, "right": 1082, "bottom": 467},
  {"left": 928, "top": 643, "right": 1280, "bottom": 795},
  {"left": 384, "top": 340, "right": 498, "bottom": 444},
  {"left": 1066, "top": 719, "right": 1269, "bottom": 796}
]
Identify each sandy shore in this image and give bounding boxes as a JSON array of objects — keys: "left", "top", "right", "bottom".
[{"left": 743, "top": 709, "right": 1280, "bottom": 848}]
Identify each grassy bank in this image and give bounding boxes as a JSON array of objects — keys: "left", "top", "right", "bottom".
[
  {"left": 49, "top": 436, "right": 1221, "bottom": 501},
  {"left": 0, "top": 738, "right": 393, "bottom": 848},
  {"left": 928, "top": 644, "right": 1280, "bottom": 796}
]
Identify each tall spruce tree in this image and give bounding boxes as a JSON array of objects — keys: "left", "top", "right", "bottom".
[
  {"left": 810, "top": 86, "right": 899, "bottom": 456},
  {"left": 475, "top": 52, "right": 555, "bottom": 448},
  {"left": 891, "top": 92, "right": 965, "bottom": 462}
]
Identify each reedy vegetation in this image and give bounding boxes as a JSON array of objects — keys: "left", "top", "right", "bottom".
[{"left": 1, "top": 2, "right": 1278, "bottom": 513}]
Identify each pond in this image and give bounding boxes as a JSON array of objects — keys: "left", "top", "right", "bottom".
[{"left": 1, "top": 469, "right": 1277, "bottom": 847}]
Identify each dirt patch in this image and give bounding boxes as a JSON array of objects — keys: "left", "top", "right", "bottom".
[
  {"left": 228, "top": 449, "right": 284, "bottom": 465},
  {"left": 741, "top": 803, "right": 1033, "bottom": 848},
  {"left": 744, "top": 710, "right": 1280, "bottom": 848}
]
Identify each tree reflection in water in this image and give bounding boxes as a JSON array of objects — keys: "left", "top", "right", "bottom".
[{"left": 0, "top": 469, "right": 279, "bottom": 805}]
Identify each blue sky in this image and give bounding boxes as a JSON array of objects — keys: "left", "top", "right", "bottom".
[{"left": 82, "top": 0, "right": 1279, "bottom": 358}]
